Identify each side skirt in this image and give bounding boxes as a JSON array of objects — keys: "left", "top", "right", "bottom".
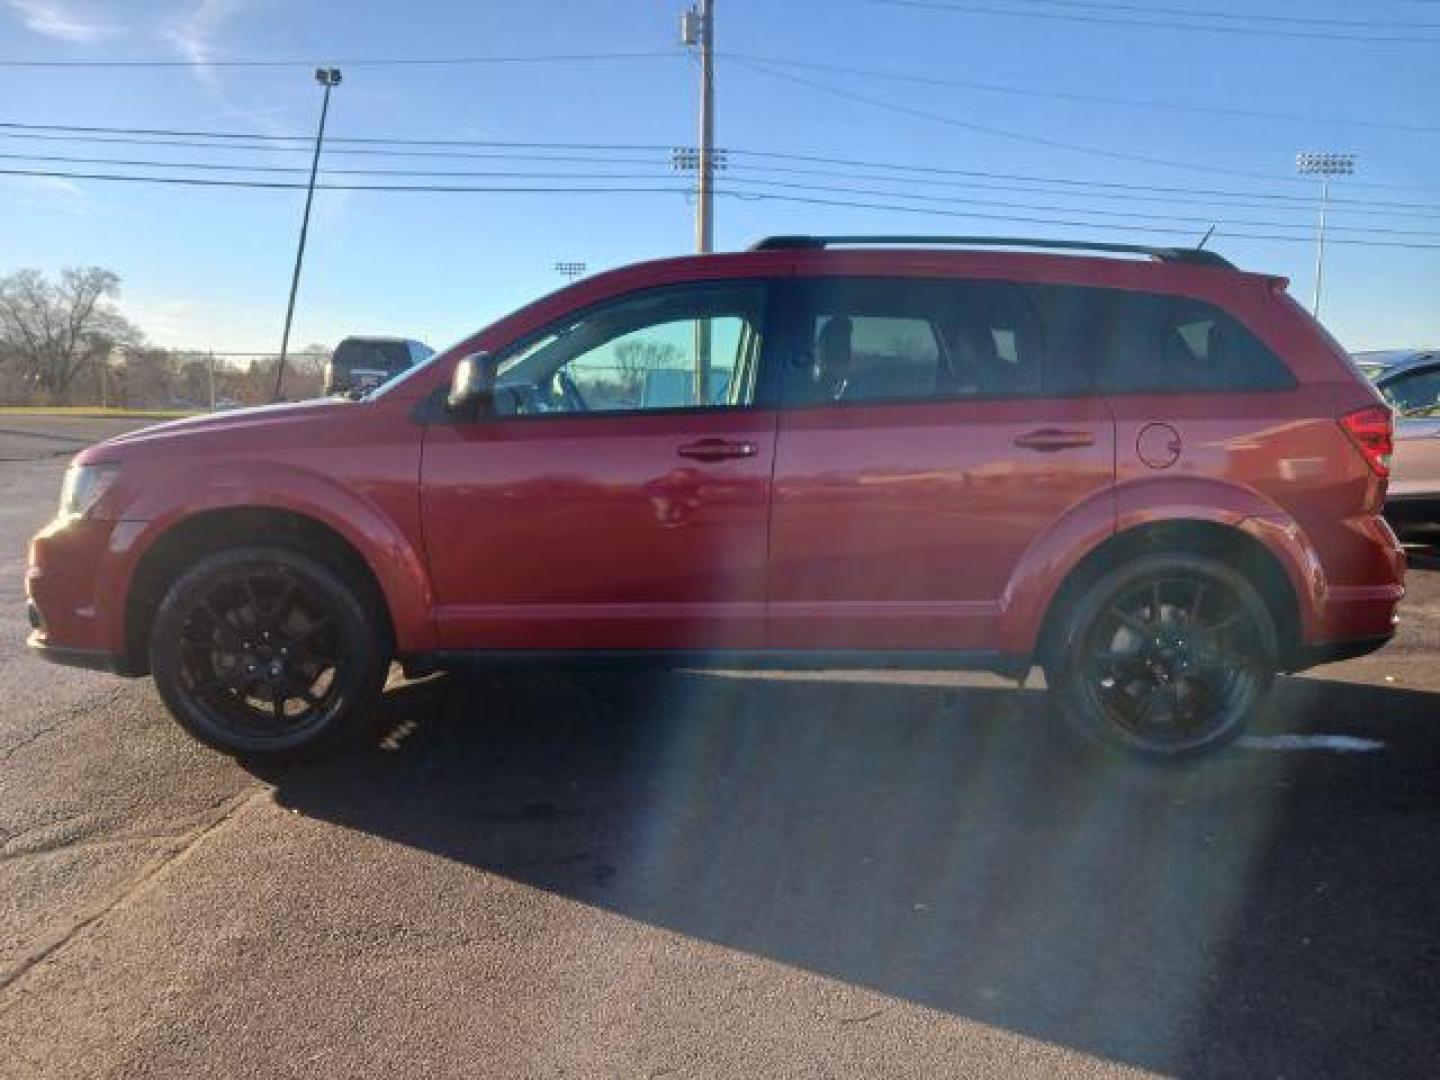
[{"left": 407, "top": 648, "right": 1028, "bottom": 680}]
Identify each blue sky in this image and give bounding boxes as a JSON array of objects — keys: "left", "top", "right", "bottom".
[{"left": 2, "top": 0, "right": 1438, "bottom": 354}]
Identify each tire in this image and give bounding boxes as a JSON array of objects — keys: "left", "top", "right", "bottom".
[
  {"left": 1044, "top": 553, "right": 1278, "bottom": 759},
  {"left": 150, "top": 545, "right": 389, "bottom": 759}
]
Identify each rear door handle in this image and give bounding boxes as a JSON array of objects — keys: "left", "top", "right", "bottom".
[
  {"left": 1013, "top": 428, "right": 1096, "bottom": 452},
  {"left": 677, "top": 438, "right": 758, "bottom": 462}
]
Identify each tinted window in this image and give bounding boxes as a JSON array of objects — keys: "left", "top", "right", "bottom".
[
  {"left": 1380, "top": 365, "right": 1440, "bottom": 416},
  {"left": 788, "top": 278, "right": 1059, "bottom": 404},
  {"left": 334, "top": 340, "right": 412, "bottom": 373},
  {"left": 1050, "top": 289, "right": 1294, "bottom": 393},
  {"left": 493, "top": 282, "right": 765, "bottom": 415}
]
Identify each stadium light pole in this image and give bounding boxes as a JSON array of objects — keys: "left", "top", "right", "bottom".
[
  {"left": 554, "top": 261, "right": 587, "bottom": 282},
  {"left": 1296, "top": 151, "right": 1355, "bottom": 319},
  {"left": 274, "top": 67, "right": 342, "bottom": 401}
]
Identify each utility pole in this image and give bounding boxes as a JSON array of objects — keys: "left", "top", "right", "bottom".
[
  {"left": 208, "top": 351, "right": 216, "bottom": 411},
  {"left": 681, "top": 1, "right": 715, "bottom": 402},
  {"left": 274, "top": 67, "right": 342, "bottom": 401},
  {"left": 1296, "top": 151, "right": 1355, "bottom": 319},
  {"left": 695, "top": 0, "right": 715, "bottom": 255}
]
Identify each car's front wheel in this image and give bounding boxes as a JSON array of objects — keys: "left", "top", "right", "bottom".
[
  {"left": 150, "top": 545, "right": 388, "bottom": 758},
  {"left": 1046, "top": 553, "right": 1278, "bottom": 758}
]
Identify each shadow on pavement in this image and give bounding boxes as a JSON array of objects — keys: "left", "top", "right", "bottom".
[{"left": 259, "top": 670, "right": 1440, "bottom": 1077}]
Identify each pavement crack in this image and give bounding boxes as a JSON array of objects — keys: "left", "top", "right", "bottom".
[
  {"left": 0, "top": 788, "right": 266, "bottom": 1002},
  {"left": 0, "top": 808, "right": 237, "bottom": 861},
  {"left": 0, "top": 720, "right": 63, "bottom": 761},
  {"left": 836, "top": 1005, "right": 893, "bottom": 1026},
  {"left": 0, "top": 685, "right": 130, "bottom": 763}
]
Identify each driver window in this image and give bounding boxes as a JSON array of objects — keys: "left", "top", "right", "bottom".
[{"left": 499, "top": 282, "right": 766, "bottom": 415}]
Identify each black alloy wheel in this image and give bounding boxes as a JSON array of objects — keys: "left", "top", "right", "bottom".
[
  {"left": 150, "top": 546, "right": 387, "bottom": 757},
  {"left": 1050, "top": 554, "right": 1278, "bottom": 757}
]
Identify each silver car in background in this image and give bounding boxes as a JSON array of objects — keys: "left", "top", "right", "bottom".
[{"left": 1355, "top": 349, "right": 1440, "bottom": 531}]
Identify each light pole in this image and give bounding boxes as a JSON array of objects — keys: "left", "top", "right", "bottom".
[
  {"left": 274, "top": 66, "right": 341, "bottom": 401},
  {"left": 554, "top": 261, "right": 587, "bottom": 282},
  {"left": 1296, "top": 151, "right": 1355, "bottom": 319}
]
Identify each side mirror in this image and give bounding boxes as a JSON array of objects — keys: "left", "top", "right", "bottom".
[{"left": 447, "top": 352, "right": 498, "bottom": 417}]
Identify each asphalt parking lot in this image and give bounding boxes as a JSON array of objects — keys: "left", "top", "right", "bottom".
[{"left": 1, "top": 415, "right": 1437, "bottom": 1078}]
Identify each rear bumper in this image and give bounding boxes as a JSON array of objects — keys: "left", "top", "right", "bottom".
[
  {"left": 1304, "top": 514, "right": 1406, "bottom": 646},
  {"left": 1285, "top": 631, "right": 1395, "bottom": 673}
]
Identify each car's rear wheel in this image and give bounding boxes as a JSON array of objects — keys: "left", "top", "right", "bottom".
[
  {"left": 150, "top": 545, "right": 388, "bottom": 758},
  {"left": 1047, "top": 554, "right": 1278, "bottom": 758}
]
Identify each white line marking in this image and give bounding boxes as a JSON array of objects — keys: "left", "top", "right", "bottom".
[{"left": 1238, "top": 734, "right": 1385, "bottom": 753}]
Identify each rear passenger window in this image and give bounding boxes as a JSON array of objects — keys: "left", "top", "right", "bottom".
[
  {"left": 790, "top": 278, "right": 1067, "bottom": 404},
  {"left": 1055, "top": 289, "right": 1294, "bottom": 394},
  {"left": 839, "top": 314, "right": 942, "bottom": 399}
]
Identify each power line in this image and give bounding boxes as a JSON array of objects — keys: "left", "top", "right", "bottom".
[
  {"left": 0, "top": 120, "right": 673, "bottom": 151},
  {"left": 0, "top": 147, "right": 1381, "bottom": 216},
  {"left": 731, "top": 57, "right": 1301, "bottom": 184},
  {"left": 0, "top": 129, "right": 668, "bottom": 164},
  {"left": 0, "top": 165, "right": 692, "bottom": 195},
  {"left": 5, "top": 117, "right": 1438, "bottom": 204},
  {"left": 863, "top": 0, "right": 1440, "bottom": 43},
  {"left": 722, "top": 164, "right": 1440, "bottom": 218},
  {"left": 728, "top": 149, "right": 1440, "bottom": 205},
  {"left": 7, "top": 163, "right": 1440, "bottom": 248},
  {"left": 9, "top": 146, "right": 1439, "bottom": 220},
  {"left": 992, "top": 0, "right": 1440, "bottom": 30},
  {"left": 0, "top": 50, "right": 683, "bottom": 69},
  {"left": 9, "top": 117, "right": 1435, "bottom": 196},
  {"left": 0, "top": 151, "right": 682, "bottom": 182},
  {"left": 714, "top": 188, "right": 1440, "bottom": 250},
  {"left": 6, "top": 129, "right": 1440, "bottom": 212},
  {"left": 720, "top": 51, "right": 1440, "bottom": 136},
  {"left": 729, "top": 58, "right": 1440, "bottom": 192},
  {"left": 718, "top": 176, "right": 1440, "bottom": 238}
]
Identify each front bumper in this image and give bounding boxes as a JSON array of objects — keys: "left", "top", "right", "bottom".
[
  {"left": 26, "top": 625, "right": 139, "bottom": 675},
  {"left": 26, "top": 516, "right": 129, "bottom": 665}
]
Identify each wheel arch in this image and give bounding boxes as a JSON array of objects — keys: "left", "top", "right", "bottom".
[
  {"left": 1028, "top": 518, "right": 1306, "bottom": 675},
  {"left": 120, "top": 503, "right": 427, "bottom": 675}
]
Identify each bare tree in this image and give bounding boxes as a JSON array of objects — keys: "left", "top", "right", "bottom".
[
  {"left": 293, "top": 343, "right": 331, "bottom": 379},
  {"left": 612, "top": 338, "right": 683, "bottom": 403},
  {"left": 0, "top": 267, "right": 140, "bottom": 403}
]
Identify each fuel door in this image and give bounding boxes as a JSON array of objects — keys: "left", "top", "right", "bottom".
[{"left": 1137, "top": 421, "right": 1182, "bottom": 470}]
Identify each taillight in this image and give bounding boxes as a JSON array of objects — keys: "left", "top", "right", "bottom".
[{"left": 1338, "top": 405, "right": 1393, "bottom": 479}]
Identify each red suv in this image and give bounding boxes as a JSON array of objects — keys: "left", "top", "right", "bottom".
[{"left": 27, "top": 236, "right": 1404, "bottom": 759}]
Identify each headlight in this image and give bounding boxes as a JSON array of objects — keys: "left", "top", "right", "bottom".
[{"left": 58, "top": 463, "right": 121, "bottom": 522}]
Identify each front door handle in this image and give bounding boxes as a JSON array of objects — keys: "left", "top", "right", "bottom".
[
  {"left": 1013, "top": 428, "right": 1096, "bottom": 453},
  {"left": 677, "top": 438, "right": 758, "bottom": 462}
]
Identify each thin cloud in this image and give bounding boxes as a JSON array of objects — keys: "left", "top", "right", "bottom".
[
  {"left": 1, "top": 174, "right": 92, "bottom": 214},
  {"left": 162, "top": 1, "right": 298, "bottom": 137},
  {"left": 4, "top": 0, "right": 117, "bottom": 41},
  {"left": 163, "top": 0, "right": 237, "bottom": 91}
]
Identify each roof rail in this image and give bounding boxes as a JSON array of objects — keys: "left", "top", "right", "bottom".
[{"left": 747, "top": 234, "right": 1235, "bottom": 269}]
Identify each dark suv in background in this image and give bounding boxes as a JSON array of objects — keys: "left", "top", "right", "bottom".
[
  {"left": 28, "top": 236, "right": 1404, "bottom": 761},
  {"left": 324, "top": 335, "right": 434, "bottom": 397}
]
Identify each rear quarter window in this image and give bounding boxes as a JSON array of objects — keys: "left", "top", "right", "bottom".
[{"left": 1044, "top": 286, "right": 1295, "bottom": 394}]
